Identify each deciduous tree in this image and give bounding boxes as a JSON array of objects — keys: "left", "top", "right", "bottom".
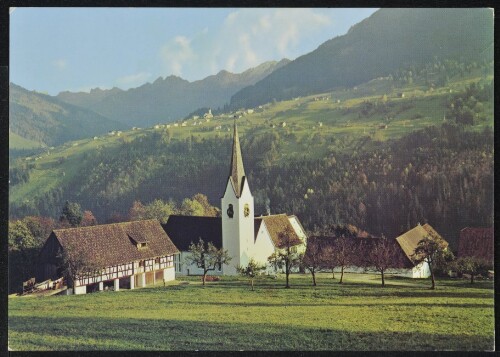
[
  {"left": 237, "top": 258, "right": 266, "bottom": 291},
  {"left": 364, "top": 237, "right": 404, "bottom": 287},
  {"left": 267, "top": 227, "right": 303, "bottom": 289},
  {"left": 332, "top": 235, "right": 356, "bottom": 284},
  {"left": 186, "top": 238, "right": 232, "bottom": 286},
  {"left": 412, "top": 235, "right": 448, "bottom": 289},
  {"left": 80, "top": 210, "right": 98, "bottom": 227},
  {"left": 453, "top": 256, "right": 490, "bottom": 284},
  {"left": 302, "top": 236, "right": 325, "bottom": 286}
]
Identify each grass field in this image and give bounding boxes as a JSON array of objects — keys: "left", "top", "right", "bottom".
[{"left": 8, "top": 273, "right": 494, "bottom": 351}]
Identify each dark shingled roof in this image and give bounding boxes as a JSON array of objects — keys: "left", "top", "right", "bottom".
[
  {"left": 458, "top": 227, "right": 493, "bottom": 264},
  {"left": 254, "top": 214, "right": 303, "bottom": 249},
  {"left": 228, "top": 122, "right": 246, "bottom": 197},
  {"left": 52, "top": 219, "right": 179, "bottom": 267},
  {"left": 162, "top": 215, "right": 222, "bottom": 251}
]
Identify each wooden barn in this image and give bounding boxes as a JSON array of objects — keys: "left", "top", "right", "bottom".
[{"left": 37, "top": 219, "right": 179, "bottom": 295}]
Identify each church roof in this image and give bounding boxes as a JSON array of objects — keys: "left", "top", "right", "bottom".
[
  {"left": 254, "top": 214, "right": 303, "bottom": 249},
  {"left": 50, "top": 219, "right": 179, "bottom": 268},
  {"left": 162, "top": 215, "right": 222, "bottom": 251},
  {"left": 228, "top": 122, "right": 246, "bottom": 197}
]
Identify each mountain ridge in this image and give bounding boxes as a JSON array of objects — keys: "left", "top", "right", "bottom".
[
  {"left": 229, "top": 8, "right": 494, "bottom": 110},
  {"left": 56, "top": 59, "right": 291, "bottom": 127}
]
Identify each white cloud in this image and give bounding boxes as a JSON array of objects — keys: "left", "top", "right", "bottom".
[
  {"left": 116, "top": 72, "right": 152, "bottom": 87},
  {"left": 158, "top": 8, "right": 333, "bottom": 80},
  {"left": 160, "top": 35, "right": 196, "bottom": 77},
  {"left": 52, "top": 59, "right": 67, "bottom": 70}
]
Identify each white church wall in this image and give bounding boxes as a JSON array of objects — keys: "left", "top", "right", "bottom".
[
  {"left": 252, "top": 224, "right": 275, "bottom": 266},
  {"left": 412, "top": 261, "right": 430, "bottom": 278}
]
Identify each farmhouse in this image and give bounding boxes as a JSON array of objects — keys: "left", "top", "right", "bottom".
[
  {"left": 394, "top": 223, "right": 449, "bottom": 278},
  {"left": 37, "top": 220, "right": 179, "bottom": 295},
  {"left": 163, "top": 122, "right": 307, "bottom": 275},
  {"left": 458, "top": 227, "right": 493, "bottom": 266}
]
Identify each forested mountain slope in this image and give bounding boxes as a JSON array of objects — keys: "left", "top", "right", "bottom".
[
  {"left": 9, "top": 83, "right": 125, "bottom": 147},
  {"left": 230, "top": 8, "right": 493, "bottom": 109}
]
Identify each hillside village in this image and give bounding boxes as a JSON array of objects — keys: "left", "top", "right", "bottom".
[{"left": 14, "top": 121, "right": 493, "bottom": 297}]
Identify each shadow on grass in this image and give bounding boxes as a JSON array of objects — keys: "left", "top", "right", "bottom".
[
  {"left": 169, "top": 282, "right": 493, "bottom": 300},
  {"left": 180, "top": 301, "right": 493, "bottom": 309},
  {"left": 8, "top": 315, "right": 494, "bottom": 351}
]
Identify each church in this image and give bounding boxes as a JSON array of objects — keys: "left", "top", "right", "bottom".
[
  {"left": 163, "top": 122, "right": 308, "bottom": 275},
  {"left": 35, "top": 121, "right": 307, "bottom": 295}
]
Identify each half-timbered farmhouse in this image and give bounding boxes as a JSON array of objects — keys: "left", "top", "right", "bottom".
[
  {"left": 37, "top": 219, "right": 179, "bottom": 294},
  {"left": 163, "top": 122, "right": 307, "bottom": 276}
]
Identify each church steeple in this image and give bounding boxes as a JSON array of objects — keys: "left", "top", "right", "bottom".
[{"left": 229, "top": 121, "right": 246, "bottom": 197}]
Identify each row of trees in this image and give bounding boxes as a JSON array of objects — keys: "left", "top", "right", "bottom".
[{"left": 186, "top": 225, "right": 491, "bottom": 292}]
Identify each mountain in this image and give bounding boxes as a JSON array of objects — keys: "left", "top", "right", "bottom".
[
  {"left": 56, "top": 86, "right": 124, "bottom": 108},
  {"left": 58, "top": 59, "right": 290, "bottom": 127},
  {"left": 230, "top": 8, "right": 494, "bottom": 110},
  {"left": 9, "top": 83, "right": 126, "bottom": 147}
]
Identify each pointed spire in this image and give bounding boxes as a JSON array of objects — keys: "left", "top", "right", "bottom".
[{"left": 229, "top": 120, "right": 246, "bottom": 197}]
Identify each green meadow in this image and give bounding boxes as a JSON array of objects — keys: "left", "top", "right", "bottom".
[{"left": 8, "top": 273, "right": 494, "bottom": 351}]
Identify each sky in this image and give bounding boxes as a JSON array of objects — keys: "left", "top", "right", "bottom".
[{"left": 10, "top": 8, "right": 378, "bottom": 95}]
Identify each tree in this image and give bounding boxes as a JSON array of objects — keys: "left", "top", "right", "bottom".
[
  {"left": 8, "top": 220, "right": 39, "bottom": 293},
  {"left": 128, "top": 200, "right": 146, "bottom": 221},
  {"left": 267, "top": 227, "right": 303, "bottom": 289},
  {"left": 186, "top": 238, "right": 232, "bottom": 286},
  {"left": 364, "top": 237, "right": 404, "bottom": 287},
  {"left": 192, "top": 193, "right": 220, "bottom": 217},
  {"left": 80, "top": 210, "right": 98, "bottom": 227},
  {"left": 179, "top": 198, "right": 205, "bottom": 216},
  {"left": 332, "top": 235, "right": 356, "bottom": 284},
  {"left": 22, "top": 216, "right": 56, "bottom": 247},
  {"left": 8, "top": 220, "right": 37, "bottom": 252},
  {"left": 412, "top": 235, "right": 448, "bottom": 290},
  {"left": 144, "top": 199, "right": 176, "bottom": 223},
  {"left": 322, "top": 244, "right": 338, "bottom": 279},
  {"left": 59, "top": 201, "right": 83, "bottom": 227},
  {"left": 57, "top": 241, "right": 104, "bottom": 290},
  {"left": 237, "top": 258, "right": 266, "bottom": 291},
  {"left": 453, "top": 256, "right": 490, "bottom": 284},
  {"left": 302, "top": 237, "right": 325, "bottom": 286}
]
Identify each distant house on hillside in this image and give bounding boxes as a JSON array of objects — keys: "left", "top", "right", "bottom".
[
  {"left": 458, "top": 227, "right": 493, "bottom": 266},
  {"left": 37, "top": 220, "right": 179, "bottom": 295}
]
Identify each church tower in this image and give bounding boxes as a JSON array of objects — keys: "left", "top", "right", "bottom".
[{"left": 221, "top": 121, "right": 255, "bottom": 275}]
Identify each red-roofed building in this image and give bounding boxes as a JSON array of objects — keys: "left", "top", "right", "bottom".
[{"left": 458, "top": 227, "right": 493, "bottom": 266}]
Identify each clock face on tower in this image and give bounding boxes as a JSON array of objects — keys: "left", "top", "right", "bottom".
[
  {"left": 244, "top": 204, "right": 250, "bottom": 217},
  {"left": 227, "top": 204, "right": 234, "bottom": 218}
]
